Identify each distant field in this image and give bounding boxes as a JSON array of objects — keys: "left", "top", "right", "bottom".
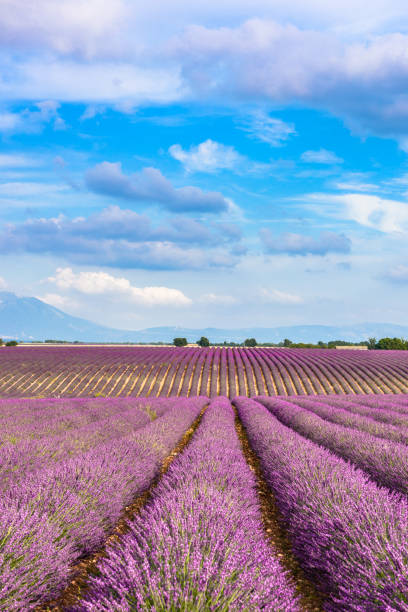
[{"left": 2, "top": 345, "right": 408, "bottom": 397}]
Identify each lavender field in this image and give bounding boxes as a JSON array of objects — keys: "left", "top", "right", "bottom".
[
  {"left": 2, "top": 390, "right": 408, "bottom": 609},
  {"left": 3, "top": 349, "right": 408, "bottom": 609},
  {"left": 2, "top": 345, "right": 408, "bottom": 397}
]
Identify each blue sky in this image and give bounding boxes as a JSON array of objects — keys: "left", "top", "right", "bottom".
[{"left": 2, "top": 0, "right": 408, "bottom": 330}]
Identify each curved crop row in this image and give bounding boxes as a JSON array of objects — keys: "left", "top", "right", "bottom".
[
  {"left": 0, "top": 398, "right": 206, "bottom": 610},
  {"left": 1, "top": 346, "right": 408, "bottom": 398},
  {"left": 235, "top": 396, "right": 408, "bottom": 611},
  {"left": 80, "top": 397, "right": 299, "bottom": 611},
  {"left": 257, "top": 396, "right": 408, "bottom": 497},
  {"left": 290, "top": 396, "right": 408, "bottom": 445}
]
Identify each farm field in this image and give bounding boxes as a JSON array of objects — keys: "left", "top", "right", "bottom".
[
  {"left": 2, "top": 345, "right": 408, "bottom": 397},
  {"left": 3, "top": 393, "right": 408, "bottom": 610}
]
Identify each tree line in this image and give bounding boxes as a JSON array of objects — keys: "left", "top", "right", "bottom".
[{"left": 173, "top": 337, "right": 408, "bottom": 350}]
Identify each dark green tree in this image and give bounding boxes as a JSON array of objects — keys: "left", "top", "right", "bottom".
[
  {"left": 244, "top": 338, "right": 257, "bottom": 347},
  {"left": 283, "top": 338, "right": 292, "bottom": 347},
  {"left": 197, "top": 336, "right": 210, "bottom": 347},
  {"left": 367, "top": 337, "right": 377, "bottom": 350},
  {"left": 5, "top": 340, "right": 18, "bottom": 346},
  {"left": 173, "top": 337, "right": 188, "bottom": 347},
  {"left": 376, "top": 337, "right": 408, "bottom": 350}
]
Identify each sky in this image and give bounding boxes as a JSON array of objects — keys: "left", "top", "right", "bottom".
[{"left": 2, "top": 0, "right": 408, "bottom": 330}]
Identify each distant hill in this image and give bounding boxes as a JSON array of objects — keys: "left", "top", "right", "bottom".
[{"left": 1, "top": 292, "right": 408, "bottom": 344}]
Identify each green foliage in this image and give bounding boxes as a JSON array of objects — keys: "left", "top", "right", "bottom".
[
  {"left": 375, "top": 337, "right": 408, "bottom": 350},
  {"left": 283, "top": 338, "right": 292, "bottom": 347},
  {"left": 5, "top": 340, "right": 18, "bottom": 347},
  {"left": 367, "top": 337, "right": 377, "bottom": 350},
  {"left": 173, "top": 337, "right": 188, "bottom": 347},
  {"left": 244, "top": 338, "right": 257, "bottom": 347},
  {"left": 197, "top": 336, "right": 210, "bottom": 347}
]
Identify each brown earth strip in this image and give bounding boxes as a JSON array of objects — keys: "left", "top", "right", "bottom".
[
  {"left": 36, "top": 405, "right": 208, "bottom": 612},
  {"left": 234, "top": 406, "right": 325, "bottom": 612}
]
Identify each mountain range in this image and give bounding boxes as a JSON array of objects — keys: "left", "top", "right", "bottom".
[{"left": 1, "top": 292, "right": 408, "bottom": 344}]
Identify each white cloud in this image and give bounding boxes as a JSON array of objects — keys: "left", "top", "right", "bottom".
[
  {"left": 331, "top": 181, "right": 379, "bottom": 192},
  {"left": 0, "top": 0, "right": 127, "bottom": 59},
  {"left": 2, "top": 10, "right": 408, "bottom": 142},
  {"left": 0, "top": 101, "right": 64, "bottom": 134},
  {"left": 48, "top": 267, "right": 192, "bottom": 306},
  {"left": 239, "top": 111, "right": 296, "bottom": 146},
  {"left": 38, "top": 293, "right": 77, "bottom": 309},
  {"left": 308, "top": 192, "right": 408, "bottom": 233},
  {"left": 0, "top": 277, "right": 7, "bottom": 290},
  {"left": 260, "top": 288, "right": 303, "bottom": 304},
  {"left": 301, "top": 149, "right": 343, "bottom": 164},
  {"left": 1, "top": 60, "right": 182, "bottom": 105},
  {"left": 169, "top": 139, "right": 244, "bottom": 173}
]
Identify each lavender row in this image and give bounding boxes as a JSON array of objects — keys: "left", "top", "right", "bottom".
[
  {"left": 3, "top": 346, "right": 408, "bottom": 397},
  {"left": 0, "top": 397, "right": 206, "bottom": 610},
  {"left": 235, "top": 396, "right": 408, "bottom": 611},
  {"left": 311, "top": 395, "right": 408, "bottom": 428},
  {"left": 258, "top": 396, "right": 408, "bottom": 498},
  {"left": 289, "top": 396, "right": 408, "bottom": 445},
  {"left": 0, "top": 407, "right": 151, "bottom": 489},
  {"left": 0, "top": 397, "right": 176, "bottom": 484},
  {"left": 80, "top": 397, "right": 299, "bottom": 611},
  {"left": 0, "top": 396, "right": 173, "bottom": 444}
]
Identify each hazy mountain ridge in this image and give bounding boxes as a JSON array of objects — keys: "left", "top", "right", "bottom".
[{"left": 1, "top": 292, "right": 408, "bottom": 343}]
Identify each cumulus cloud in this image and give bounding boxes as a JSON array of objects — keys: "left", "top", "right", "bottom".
[
  {"left": 0, "top": 206, "right": 241, "bottom": 270},
  {"left": 301, "top": 149, "right": 343, "bottom": 164},
  {"left": 0, "top": 0, "right": 127, "bottom": 59},
  {"left": 85, "top": 162, "right": 231, "bottom": 213},
  {"left": 260, "top": 228, "right": 351, "bottom": 255},
  {"left": 260, "top": 288, "right": 303, "bottom": 304},
  {"left": 2, "top": 9, "right": 408, "bottom": 140},
  {"left": 48, "top": 267, "right": 192, "bottom": 306},
  {"left": 38, "top": 292, "right": 77, "bottom": 309},
  {"left": 169, "top": 139, "right": 244, "bottom": 173},
  {"left": 169, "top": 18, "right": 408, "bottom": 141}
]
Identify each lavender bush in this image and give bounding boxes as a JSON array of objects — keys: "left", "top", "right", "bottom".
[
  {"left": 257, "top": 396, "right": 408, "bottom": 497},
  {"left": 0, "top": 397, "right": 206, "bottom": 609},
  {"left": 289, "top": 396, "right": 408, "bottom": 445},
  {"left": 235, "top": 396, "right": 408, "bottom": 611},
  {"left": 80, "top": 397, "right": 300, "bottom": 611}
]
